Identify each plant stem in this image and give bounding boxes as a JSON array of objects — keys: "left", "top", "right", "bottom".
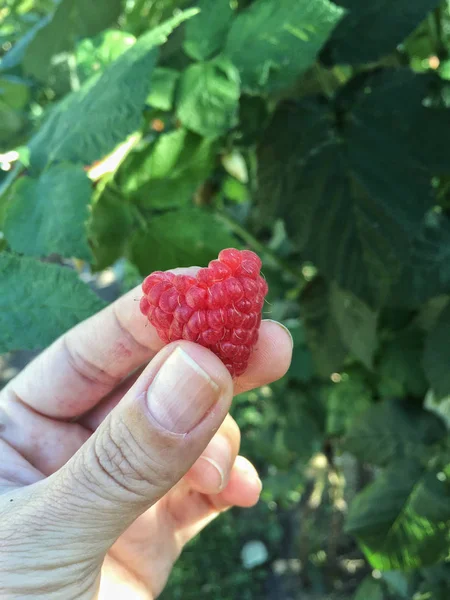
[
  {"left": 0, "top": 162, "right": 21, "bottom": 198},
  {"left": 333, "top": 66, "right": 350, "bottom": 85},
  {"left": 128, "top": 0, "right": 148, "bottom": 19},
  {"left": 314, "top": 63, "right": 335, "bottom": 99},
  {"left": 131, "top": 204, "right": 149, "bottom": 230},
  {"left": 67, "top": 54, "right": 80, "bottom": 92},
  {"left": 428, "top": 8, "right": 445, "bottom": 58},
  {"left": 125, "top": 0, "right": 149, "bottom": 32},
  {"left": 217, "top": 211, "right": 304, "bottom": 282}
]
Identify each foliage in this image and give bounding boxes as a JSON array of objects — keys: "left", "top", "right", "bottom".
[{"left": 1, "top": 0, "right": 450, "bottom": 598}]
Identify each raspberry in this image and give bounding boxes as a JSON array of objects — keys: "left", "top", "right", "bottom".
[{"left": 140, "top": 248, "right": 268, "bottom": 377}]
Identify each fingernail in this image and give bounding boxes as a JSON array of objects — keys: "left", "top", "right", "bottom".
[
  {"left": 190, "top": 435, "right": 232, "bottom": 492},
  {"left": 263, "top": 320, "right": 294, "bottom": 348},
  {"left": 148, "top": 347, "right": 220, "bottom": 434}
]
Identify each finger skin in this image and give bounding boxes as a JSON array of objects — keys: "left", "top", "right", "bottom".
[
  {"left": 4, "top": 267, "right": 292, "bottom": 418},
  {"left": 34, "top": 342, "right": 234, "bottom": 556},
  {"left": 170, "top": 456, "right": 263, "bottom": 550},
  {"left": 0, "top": 258, "right": 292, "bottom": 600},
  {"left": 235, "top": 319, "right": 292, "bottom": 395},
  {"left": 5, "top": 286, "right": 163, "bottom": 418},
  {"left": 4, "top": 270, "right": 200, "bottom": 420},
  {"left": 0, "top": 389, "right": 90, "bottom": 475},
  {"left": 212, "top": 456, "right": 262, "bottom": 509},
  {"left": 81, "top": 317, "right": 291, "bottom": 429},
  {"left": 183, "top": 414, "right": 240, "bottom": 495},
  {"left": 0, "top": 320, "right": 291, "bottom": 477},
  {"left": 108, "top": 455, "right": 262, "bottom": 596},
  {"left": 1, "top": 257, "right": 292, "bottom": 480},
  {"left": 81, "top": 366, "right": 146, "bottom": 431},
  {"left": 165, "top": 457, "right": 263, "bottom": 549}
]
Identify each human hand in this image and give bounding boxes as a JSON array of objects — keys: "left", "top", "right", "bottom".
[{"left": 0, "top": 274, "right": 292, "bottom": 599}]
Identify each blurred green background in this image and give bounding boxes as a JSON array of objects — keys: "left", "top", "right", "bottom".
[{"left": 1, "top": 1, "right": 450, "bottom": 598}]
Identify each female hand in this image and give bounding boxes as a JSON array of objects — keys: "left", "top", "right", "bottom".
[{"left": 0, "top": 279, "right": 292, "bottom": 599}]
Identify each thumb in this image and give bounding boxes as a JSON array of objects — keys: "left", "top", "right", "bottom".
[{"left": 43, "top": 342, "right": 232, "bottom": 555}]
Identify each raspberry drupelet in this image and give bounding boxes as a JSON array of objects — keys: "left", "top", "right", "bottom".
[{"left": 139, "top": 248, "right": 269, "bottom": 377}]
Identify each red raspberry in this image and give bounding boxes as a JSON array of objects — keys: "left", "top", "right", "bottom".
[{"left": 140, "top": 248, "right": 268, "bottom": 377}]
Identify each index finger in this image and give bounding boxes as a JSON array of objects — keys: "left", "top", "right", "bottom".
[
  {"left": 5, "top": 276, "right": 292, "bottom": 419},
  {"left": 5, "top": 284, "right": 164, "bottom": 418}
]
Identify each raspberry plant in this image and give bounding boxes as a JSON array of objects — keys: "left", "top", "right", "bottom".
[{"left": 1, "top": 1, "right": 450, "bottom": 598}]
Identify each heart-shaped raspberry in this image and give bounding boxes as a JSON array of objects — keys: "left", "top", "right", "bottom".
[{"left": 139, "top": 248, "right": 268, "bottom": 377}]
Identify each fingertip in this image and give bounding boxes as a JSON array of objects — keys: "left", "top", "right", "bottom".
[
  {"left": 263, "top": 320, "right": 294, "bottom": 350},
  {"left": 183, "top": 415, "right": 241, "bottom": 495},
  {"left": 215, "top": 456, "right": 262, "bottom": 509},
  {"left": 184, "top": 433, "right": 233, "bottom": 495},
  {"left": 233, "top": 455, "right": 263, "bottom": 500},
  {"left": 235, "top": 319, "right": 293, "bottom": 393},
  {"left": 116, "top": 285, "right": 166, "bottom": 350},
  {"left": 259, "top": 321, "right": 293, "bottom": 377}
]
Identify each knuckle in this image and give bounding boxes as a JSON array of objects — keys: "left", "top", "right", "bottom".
[
  {"left": 62, "top": 336, "right": 120, "bottom": 389},
  {"left": 86, "top": 416, "right": 173, "bottom": 502}
]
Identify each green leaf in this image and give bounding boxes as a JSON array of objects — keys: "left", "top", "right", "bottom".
[
  {"left": 346, "top": 459, "right": 450, "bottom": 570},
  {"left": 424, "top": 303, "right": 450, "bottom": 399},
  {"left": 323, "top": 0, "right": 441, "bottom": 65},
  {"left": 128, "top": 208, "right": 236, "bottom": 274},
  {"left": 418, "top": 564, "right": 450, "bottom": 600},
  {"left": 300, "top": 278, "right": 347, "bottom": 377},
  {"left": 378, "top": 328, "right": 428, "bottom": 399},
  {"left": 0, "top": 175, "right": 16, "bottom": 229},
  {"left": 330, "top": 283, "right": 378, "bottom": 369},
  {"left": 22, "top": 0, "right": 76, "bottom": 81},
  {"left": 0, "top": 75, "right": 30, "bottom": 109},
  {"left": 224, "top": 0, "right": 345, "bottom": 93},
  {"left": 89, "top": 186, "right": 134, "bottom": 271},
  {"left": 123, "top": 129, "right": 216, "bottom": 208},
  {"left": 425, "top": 391, "right": 450, "bottom": 431},
  {"left": 327, "top": 370, "right": 372, "bottom": 437},
  {"left": 0, "top": 100, "right": 24, "bottom": 142},
  {"left": 0, "top": 253, "right": 106, "bottom": 353},
  {"left": 237, "top": 95, "right": 270, "bottom": 146},
  {"left": 76, "top": 30, "right": 137, "bottom": 83},
  {"left": 23, "top": 0, "right": 123, "bottom": 81},
  {"left": 72, "top": 0, "right": 123, "bottom": 38},
  {"left": 258, "top": 71, "right": 444, "bottom": 307},
  {"left": 258, "top": 100, "right": 395, "bottom": 307},
  {"left": 381, "top": 572, "right": 410, "bottom": 599},
  {"left": 284, "top": 319, "right": 314, "bottom": 384},
  {"left": 184, "top": 0, "right": 234, "bottom": 61},
  {"left": 415, "top": 296, "right": 449, "bottom": 334},
  {"left": 28, "top": 9, "right": 198, "bottom": 172},
  {"left": 176, "top": 58, "right": 240, "bottom": 138},
  {"left": 222, "top": 177, "right": 250, "bottom": 204},
  {"left": 353, "top": 577, "right": 385, "bottom": 600},
  {"left": 344, "top": 399, "right": 446, "bottom": 466},
  {"left": 122, "top": 129, "right": 189, "bottom": 192},
  {"left": 0, "top": 15, "right": 52, "bottom": 72},
  {"left": 340, "top": 71, "right": 450, "bottom": 176},
  {"left": 390, "top": 212, "right": 450, "bottom": 309},
  {"left": 283, "top": 402, "right": 323, "bottom": 460},
  {"left": 143, "top": 129, "right": 190, "bottom": 180},
  {"left": 4, "top": 165, "right": 92, "bottom": 261},
  {"left": 147, "top": 67, "right": 180, "bottom": 111}
]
